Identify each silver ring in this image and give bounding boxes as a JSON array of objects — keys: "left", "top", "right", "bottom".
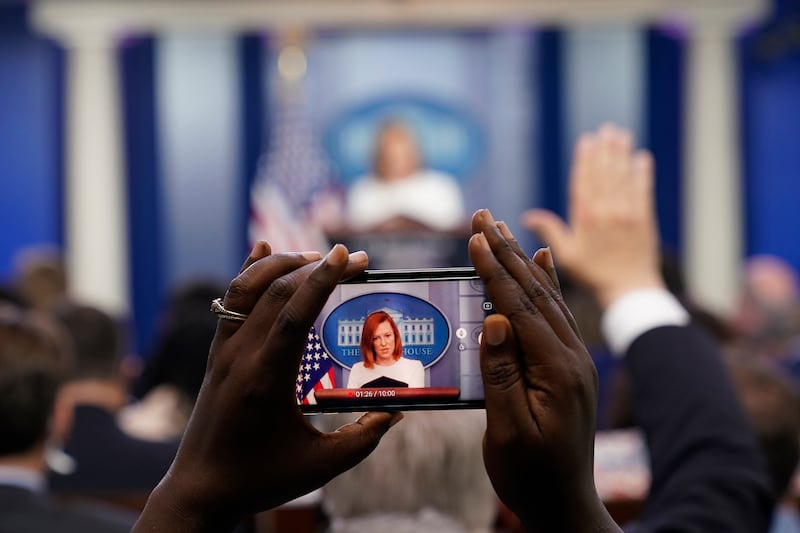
[{"left": 210, "top": 298, "right": 249, "bottom": 322}]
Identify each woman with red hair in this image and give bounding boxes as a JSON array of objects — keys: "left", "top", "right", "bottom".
[{"left": 346, "top": 310, "right": 425, "bottom": 388}]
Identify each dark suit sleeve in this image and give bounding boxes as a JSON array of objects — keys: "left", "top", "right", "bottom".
[{"left": 624, "top": 325, "right": 774, "bottom": 532}]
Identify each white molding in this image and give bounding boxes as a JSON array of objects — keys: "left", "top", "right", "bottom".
[{"left": 32, "top": 0, "right": 769, "bottom": 37}]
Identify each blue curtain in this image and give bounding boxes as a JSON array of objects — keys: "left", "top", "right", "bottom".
[
  {"left": 0, "top": 4, "right": 64, "bottom": 281},
  {"left": 535, "top": 28, "right": 566, "bottom": 221},
  {"left": 645, "top": 26, "right": 684, "bottom": 255},
  {"left": 739, "top": 3, "right": 800, "bottom": 271},
  {"left": 121, "top": 36, "right": 163, "bottom": 353}
]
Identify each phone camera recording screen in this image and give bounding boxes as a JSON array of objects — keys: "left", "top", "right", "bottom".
[{"left": 296, "top": 269, "right": 490, "bottom": 412}]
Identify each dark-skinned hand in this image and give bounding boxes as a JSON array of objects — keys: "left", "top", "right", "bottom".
[
  {"left": 133, "top": 243, "right": 402, "bottom": 533},
  {"left": 471, "top": 209, "right": 621, "bottom": 533}
]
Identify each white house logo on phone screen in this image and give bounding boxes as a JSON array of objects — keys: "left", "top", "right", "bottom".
[{"left": 321, "top": 292, "right": 451, "bottom": 369}]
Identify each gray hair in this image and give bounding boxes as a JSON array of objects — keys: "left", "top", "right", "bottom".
[{"left": 318, "top": 410, "right": 496, "bottom": 533}]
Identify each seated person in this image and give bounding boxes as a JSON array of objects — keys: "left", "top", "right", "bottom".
[
  {"left": 120, "top": 281, "right": 223, "bottom": 442},
  {"left": 727, "top": 358, "right": 800, "bottom": 533},
  {"left": 346, "top": 310, "right": 424, "bottom": 388},
  {"left": 47, "top": 302, "right": 177, "bottom": 494},
  {"left": 0, "top": 305, "right": 133, "bottom": 533},
  {"left": 346, "top": 120, "right": 465, "bottom": 233}
]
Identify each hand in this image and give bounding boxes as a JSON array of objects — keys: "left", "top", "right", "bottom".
[
  {"left": 134, "top": 243, "right": 401, "bottom": 532},
  {"left": 522, "top": 124, "right": 663, "bottom": 308},
  {"left": 471, "top": 209, "right": 620, "bottom": 533}
]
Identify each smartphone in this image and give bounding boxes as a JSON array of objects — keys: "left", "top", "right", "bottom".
[{"left": 296, "top": 267, "right": 491, "bottom": 413}]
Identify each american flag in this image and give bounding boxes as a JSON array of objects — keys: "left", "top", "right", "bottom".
[
  {"left": 296, "top": 325, "right": 336, "bottom": 405},
  {"left": 249, "top": 82, "right": 337, "bottom": 252}
]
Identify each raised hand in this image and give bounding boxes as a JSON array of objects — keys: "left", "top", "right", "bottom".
[{"left": 523, "top": 124, "right": 663, "bottom": 308}]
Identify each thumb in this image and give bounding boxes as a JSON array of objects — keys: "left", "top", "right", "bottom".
[
  {"left": 321, "top": 411, "right": 403, "bottom": 474},
  {"left": 521, "top": 209, "right": 570, "bottom": 251}
]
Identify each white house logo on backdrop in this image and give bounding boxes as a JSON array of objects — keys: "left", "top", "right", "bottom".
[{"left": 322, "top": 293, "right": 451, "bottom": 369}]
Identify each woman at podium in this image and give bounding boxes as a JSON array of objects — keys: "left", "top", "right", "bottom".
[
  {"left": 346, "top": 120, "right": 465, "bottom": 233},
  {"left": 346, "top": 310, "right": 425, "bottom": 388}
]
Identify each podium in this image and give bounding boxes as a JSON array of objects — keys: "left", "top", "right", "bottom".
[{"left": 327, "top": 227, "right": 471, "bottom": 269}]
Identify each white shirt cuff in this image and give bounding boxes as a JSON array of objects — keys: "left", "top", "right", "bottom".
[{"left": 601, "top": 288, "right": 690, "bottom": 357}]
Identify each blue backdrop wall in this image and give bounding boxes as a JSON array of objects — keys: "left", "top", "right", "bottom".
[
  {"left": 0, "top": 4, "right": 63, "bottom": 280},
  {"left": 2, "top": 0, "right": 800, "bottom": 353}
]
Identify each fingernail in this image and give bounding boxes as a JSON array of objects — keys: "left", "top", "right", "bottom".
[
  {"left": 251, "top": 241, "right": 270, "bottom": 256},
  {"left": 326, "top": 244, "right": 347, "bottom": 266},
  {"left": 497, "top": 221, "right": 514, "bottom": 240},
  {"left": 349, "top": 250, "right": 368, "bottom": 264},
  {"left": 300, "top": 251, "right": 322, "bottom": 261},
  {"left": 389, "top": 412, "right": 404, "bottom": 428},
  {"left": 484, "top": 316, "right": 506, "bottom": 346},
  {"left": 474, "top": 232, "right": 490, "bottom": 251},
  {"left": 543, "top": 247, "right": 555, "bottom": 269},
  {"left": 482, "top": 209, "right": 496, "bottom": 223}
]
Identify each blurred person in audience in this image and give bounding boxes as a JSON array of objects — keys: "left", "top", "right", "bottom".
[
  {"left": 0, "top": 305, "right": 133, "bottom": 532},
  {"left": 13, "top": 246, "right": 67, "bottom": 310},
  {"left": 120, "top": 281, "right": 223, "bottom": 442},
  {"left": 731, "top": 255, "right": 800, "bottom": 364},
  {"left": 728, "top": 359, "right": 800, "bottom": 533},
  {"left": 346, "top": 120, "right": 465, "bottom": 233},
  {"left": 524, "top": 123, "right": 774, "bottom": 531},
  {"left": 320, "top": 409, "right": 495, "bottom": 533},
  {"left": 47, "top": 301, "right": 177, "bottom": 494}
]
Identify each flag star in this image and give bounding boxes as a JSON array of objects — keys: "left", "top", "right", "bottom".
[
  {"left": 296, "top": 383, "right": 302, "bottom": 393},
  {"left": 313, "top": 353, "right": 321, "bottom": 360},
  {"left": 314, "top": 342, "right": 321, "bottom": 351},
  {"left": 308, "top": 332, "right": 315, "bottom": 340},
  {"left": 304, "top": 364, "right": 311, "bottom": 372},
  {"left": 321, "top": 353, "right": 329, "bottom": 359},
  {"left": 313, "top": 363, "right": 320, "bottom": 371},
  {"left": 303, "top": 373, "right": 311, "bottom": 382},
  {"left": 306, "top": 342, "right": 314, "bottom": 352}
]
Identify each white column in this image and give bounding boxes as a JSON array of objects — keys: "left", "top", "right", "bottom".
[
  {"left": 63, "top": 31, "right": 130, "bottom": 315},
  {"left": 683, "top": 20, "right": 741, "bottom": 316}
]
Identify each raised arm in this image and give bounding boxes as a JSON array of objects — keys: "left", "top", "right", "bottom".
[{"left": 524, "top": 124, "right": 774, "bottom": 531}]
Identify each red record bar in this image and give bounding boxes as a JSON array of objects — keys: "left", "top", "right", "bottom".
[{"left": 314, "top": 387, "right": 461, "bottom": 403}]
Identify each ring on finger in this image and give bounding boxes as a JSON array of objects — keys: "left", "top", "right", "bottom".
[{"left": 210, "top": 298, "right": 249, "bottom": 322}]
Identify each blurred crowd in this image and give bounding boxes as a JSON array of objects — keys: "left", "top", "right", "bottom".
[{"left": 1, "top": 124, "right": 799, "bottom": 533}]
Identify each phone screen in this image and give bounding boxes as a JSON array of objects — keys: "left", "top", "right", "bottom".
[{"left": 297, "top": 268, "right": 490, "bottom": 413}]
